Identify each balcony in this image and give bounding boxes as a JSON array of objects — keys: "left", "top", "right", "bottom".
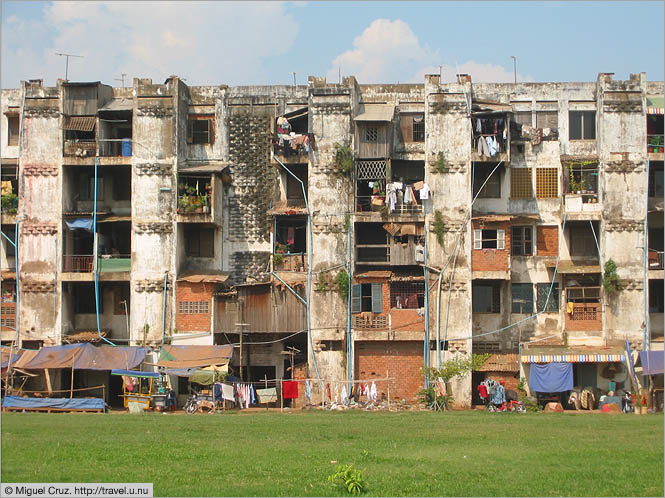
[
  {"left": 565, "top": 287, "right": 601, "bottom": 332},
  {"left": 177, "top": 179, "right": 217, "bottom": 224},
  {"left": 649, "top": 251, "right": 664, "bottom": 271},
  {"left": 647, "top": 134, "right": 664, "bottom": 155},
  {"left": 272, "top": 133, "right": 311, "bottom": 162},
  {"left": 1, "top": 193, "right": 18, "bottom": 223},
  {"left": 64, "top": 139, "right": 97, "bottom": 158},
  {"left": 273, "top": 253, "right": 307, "bottom": 272},
  {"left": 62, "top": 254, "right": 130, "bottom": 279},
  {"left": 63, "top": 255, "right": 94, "bottom": 273},
  {"left": 352, "top": 314, "right": 387, "bottom": 330}
]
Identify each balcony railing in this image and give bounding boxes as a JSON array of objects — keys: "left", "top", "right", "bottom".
[
  {"left": 177, "top": 193, "right": 211, "bottom": 214},
  {"left": 355, "top": 196, "right": 423, "bottom": 215},
  {"left": 649, "top": 251, "right": 664, "bottom": 270},
  {"left": 273, "top": 253, "right": 307, "bottom": 272},
  {"left": 352, "top": 314, "right": 388, "bottom": 330},
  {"left": 63, "top": 255, "right": 94, "bottom": 272},
  {"left": 273, "top": 133, "right": 311, "bottom": 158},
  {"left": 64, "top": 140, "right": 97, "bottom": 157},
  {"left": 647, "top": 134, "right": 664, "bottom": 153}
]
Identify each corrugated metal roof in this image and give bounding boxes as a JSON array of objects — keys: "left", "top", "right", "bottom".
[
  {"left": 355, "top": 271, "right": 392, "bottom": 279},
  {"left": 62, "top": 116, "right": 96, "bottom": 131},
  {"left": 178, "top": 162, "right": 229, "bottom": 174},
  {"left": 354, "top": 103, "right": 395, "bottom": 122},
  {"left": 177, "top": 270, "right": 230, "bottom": 283},
  {"left": 477, "top": 353, "right": 519, "bottom": 372},
  {"left": 99, "top": 98, "right": 133, "bottom": 112},
  {"left": 544, "top": 260, "right": 601, "bottom": 274}
]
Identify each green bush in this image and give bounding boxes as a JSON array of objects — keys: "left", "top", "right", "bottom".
[
  {"left": 328, "top": 464, "right": 366, "bottom": 495},
  {"left": 333, "top": 143, "right": 353, "bottom": 178},
  {"left": 272, "top": 254, "right": 284, "bottom": 266},
  {"left": 1, "top": 193, "right": 18, "bottom": 214},
  {"left": 603, "top": 259, "right": 620, "bottom": 295},
  {"left": 336, "top": 269, "right": 349, "bottom": 301},
  {"left": 434, "top": 210, "right": 445, "bottom": 246}
]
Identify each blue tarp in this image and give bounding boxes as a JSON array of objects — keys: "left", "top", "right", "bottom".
[
  {"left": 1, "top": 353, "right": 20, "bottom": 369},
  {"left": 111, "top": 369, "right": 160, "bottom": 378},
  {"left": 64, "top": 218, "right": 94, "bottom": 231},
  {"left": 529, "top": 362, "right": 574, "bottom": 393},
  {"left": 639, "top": 351, "right": 664, "bottom": 375},
  {"left": 1, "top": 395, "right": 104, "bottom": 411}
]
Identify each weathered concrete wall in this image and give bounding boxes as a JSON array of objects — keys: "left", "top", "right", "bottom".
[{"left": 1, "top": 88, "right": 22, "bottom": 159}]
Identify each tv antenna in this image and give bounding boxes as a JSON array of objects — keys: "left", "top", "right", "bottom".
[
  {"left": 55, "top": 52, "right": 84, "bottom": 81},
  {"left": 114, "top": 73, "right": 128, "bottom": 87}
]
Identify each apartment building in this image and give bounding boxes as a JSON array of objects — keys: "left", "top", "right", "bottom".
[{"left": 1, "top": 72, "right": 662, "bottom": 406}]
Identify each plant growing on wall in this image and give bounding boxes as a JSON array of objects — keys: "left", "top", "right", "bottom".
[
  {"left": 602, "top": 259, "right": 620, "bottom": 295},
  {"left": 336, "top": 269, "right": 349, "bottom": 301},
  {"left": 333, "top": 142, "right": 354, "bottom": 178},
  {"left": 435, "top": 152, "right": 448, "bottom": 173},
  {"left": 434, "top": 210, "right": 445, "bottom": 246}
]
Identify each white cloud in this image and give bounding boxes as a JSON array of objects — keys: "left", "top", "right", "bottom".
[
  {"left": 1, "top": 1, "right": 300, "bottom": 88},
  {"left": 328, "top": 19, "right": 533, "bottom": 84}
]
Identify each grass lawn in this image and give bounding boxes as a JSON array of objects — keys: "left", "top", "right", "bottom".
[{"left": 1, "top": 410, "right": 663, "bottom": 497}]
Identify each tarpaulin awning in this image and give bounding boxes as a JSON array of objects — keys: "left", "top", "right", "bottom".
[
  {"left": 529, "top": 362, "right": 573, "bottom": 392},
  {"left": 647, "top": 97, "right": 664, "bottom": 115},
  {"left": 177, "top": 271, "right": 230, "bottom": 284},
  {"left": 354, "top": 103, "right": 395, "bottom": 122},
  {"left": 156, "top": 345, "right": 233, "bottom": 369},
  {"left": 522, "top": 353, "right": 625, "bottom": 363},
  {"left": 1, "top": 349, "right": 21, "bottom": 369},
  {"left": 544, "top": 260, "right": 601, "bottom": 274},
  {"left": 2, "top": 395, "right": 104, "bottom": 411},
  {"left": 65, "top": 218, "right": 94, "bottom": 231},
  {"left": 638, "top": 351, "right": 664, "bottom": 375},
  {"left": 15, "top": 343, "right": 147, "bottom": 370},
  {"left": 160, "top": 365, "right": 228, "bottom": 385},
  {"left": 111, "top": 369, "right": 160, "bottom": 378},
  {"left": 62, "top": 116, "right": 96, "bottom": 132}
]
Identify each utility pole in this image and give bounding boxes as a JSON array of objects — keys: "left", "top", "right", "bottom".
[
  {"left": 511, "top": 56, "right": 517, "bottom": 84},
  {"left": 114, "top": 73, "right": 127, "bottom": 88},
  {"left": 292, "top": 72, "right": 296, "bottom": 87},
  {"left": 55, "top": 52, "right": 84, "bottom": 81}
]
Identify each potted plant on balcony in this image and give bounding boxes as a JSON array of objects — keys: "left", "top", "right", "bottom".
[
  {"left": 1, "top": 193, "right": 18, "bottom": 214},
  {"left": 653, "top": 135, "right": 664, "bottom": 153}
]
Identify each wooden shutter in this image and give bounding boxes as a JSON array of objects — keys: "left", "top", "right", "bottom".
[
  {"left": 473, "top": 229, "right": 482, "bottom": 250},
  {"left": 371, "top": 283, "right": 383, "bottom": 313},
  {"left": 351, "top": 284, "right": 362, "bottom": 313},
  {"left": 400, "top": 114, "right": 413, "bottom": 142},
  {"left": 497, "top": 230, "right": 505, "bottom": 250}
]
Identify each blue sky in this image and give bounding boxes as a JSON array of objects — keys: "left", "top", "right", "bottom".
[{"left": 1, "top": 1, "right": 663, "bottom": 89}]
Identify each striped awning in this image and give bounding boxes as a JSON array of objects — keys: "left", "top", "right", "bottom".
[
  {"left": 647, "top": 97, "right": 664, "bottom": 115},
  {"left": 521, "top": 353, "right": 625, "bottom": 363}
]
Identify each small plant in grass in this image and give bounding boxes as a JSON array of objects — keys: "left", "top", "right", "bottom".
[
  {"left": 434, "top": 210, "right": 445, "bottom": 246},
  {"left": 602, "top": 259, "right": 620, "bottom": 295},
  {"left": 328, "top": 464, "right": 366, "bottom": 495},
  {"left": 336, "top": 269, "right": 349, "bottom": 301}
]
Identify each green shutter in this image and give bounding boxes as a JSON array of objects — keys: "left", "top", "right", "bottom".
[
  {"left": 352, "top": 284, "right": 361, "bottom": 313},
  {"left": 371, "top": 283, "right": 383, "bottom": 313}
]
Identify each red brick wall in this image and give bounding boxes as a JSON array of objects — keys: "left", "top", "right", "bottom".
[
  {"left": 565, "top": 303, "right": 602, "bottom": 331},
  {"left": 472, "top": 221, "right": 510, "bottom": 271},
  {"left": 354, "top": 341, "right": 424, "bottom": 402},
  {"left": 537, "top": 225, "right": 559, "bottom": 256},
  {"left": 175, "top": 282, "right": 213, "bottom": 332}
]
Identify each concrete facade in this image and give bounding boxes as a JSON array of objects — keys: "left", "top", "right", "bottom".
[{"left": 1, "top": 72, "right": 663, "bottom": 406}]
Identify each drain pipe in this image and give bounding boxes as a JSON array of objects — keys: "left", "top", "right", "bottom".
[
  {"left": 346, "top": 215, "right": 352, "bottom": 391},
  {"left": 273, "top": 157, "right": 324, "bottom": 395},
  {"left": 643, "top": 158, "right": 650, "bottom": 379},
  {"left": 93, "top": 156, "right": 115, "bottom": 346},
  {"left": 161, "top": 271, "right": 168, "bottom": 345},
  {"left": 423, "top": 226, "right": 430, "bottom": 387}
]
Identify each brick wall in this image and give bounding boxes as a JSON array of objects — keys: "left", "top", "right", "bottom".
[
  {"left": 565, "top": 303, "right": 602, "bottom": 331},
  {"left": 472, "top": 220, "right": 510, "bottom": 271},
  {"left": 354, "top": 341, "right": 424, "bottom": 402},
  {"left": 537, "top": 225, "right": 559, "bottom": 256},
  {"left": 175, "top": 282, "right": 213, "bottom": 332}
]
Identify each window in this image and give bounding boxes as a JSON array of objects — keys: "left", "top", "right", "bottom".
[
  {"left": 649, "top": 163, "right": 664, "bottom": 198},
  {"left": 473, "top": 342, "right": 500, "bottom": 352},
  {"left": 511, "top": 226, "right": 533, "bottom": 256},
  {"left": 178, "top": 301, "right": 209, "bottom": 314},
  {"left": 513, "top": 111, "right": 532, "bottom": 127},
  {"left": 536, "top": 168, "right": 558, "bottom": 198},
  {"left": 536, "top": 111, "right": 558, "bottom": 130},
  {"left": 510, "top": 168, "right": 533, "bottom": 199},
  {"left": 113, "top": 172, "right": 131, "bottom": 201},
  {"left": 185, "top": 227, "right": 214, "bottom": 257},
  {"left": 365, "top": 126, "right": 378, "bottom": 143},
  {"left": 187, "top": 116, "right": 214, "bottom": 144},
  {"left": 79, "top": 175, "right": 104, "bottom": 201},
  {"left": 565, "top": 164, "right": 598, "bottom": 194},
  {"left": 7, "top": 115, "right": 19, "bottom": 146},
  {"left": 649, "top": 280, "right": 664, "bottom": 313},
  {"left": 569, "top": 111, "right": 596, "bottom": 140},
  {"left": 566, "top": 286, "right": 600, "bottom": 303},
  {"left": 390, "top": 282, "right": 425, "bottom": 309},
  {"left": 569, "top": 225, "right": 597, "bottom": 257},
  {"left": 473, "top": 164, "right": 502, "bottom": 198},
  {"left": 74, "top": 283, "right": 102, "bottom": 314},
  {"left": 511, "top": 283, "right": 533, "bottom": 313},
  {"left": 352, "top": 283, "right": 382, "bottom": 313},
  {"left": 473, "top": 229, "right": 505, "bottom": 250},
  {"left": 537, "top": 283, "right": 560, "bottom": 312},
  {"left": 412, "top": 115, "right": 425, "bottom": 142},
  {"left": 2, "top": 227, "right": 16, "bottom": 257},
  {"left": 472, "top": 282, "right": 501, "bottom": 313}
]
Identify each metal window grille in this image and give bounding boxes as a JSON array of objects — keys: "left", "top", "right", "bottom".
[
  {"left": 511, "top": 226, "right": 532, "bottom": 255},
  {"left": 570, "top": 306, "right": 598, "bottom": 321},
  {"left": 365, "top": 127, "right": 378, "bottom": 142},
  {"left": 511, "top": 283, "right": 534, "bottom": 313},
  {"left": 178, "top": 301, "right": 209, "bottom": 314},
  {"left": 390, "top": 282, "right": 425, "bottom": 309},
  {"left": 536, "top": 168, "right": 558, "bottom": 198},
  {"left": 510, "top": 168, "right": 533, "bottom": 199},
  {"left": 1, "top": 316, "right": 16, "bottom": 328},
  {"left": 537, "top": 283, "right": 559, "bottom": 312},
  {"left": 473, "top": 342, "right": 500, "bottom": 352},
  {"left": 356, "top": 160, "right": 387, "bottom": 180},
  {"left": 352, "top": 315, "right": 388, "bottom": 329},
  {"left": 412, "top": 116, "right": 425, "bottom": 142}
]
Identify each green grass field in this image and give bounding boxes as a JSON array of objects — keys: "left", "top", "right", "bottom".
[{"left": 1, "top": 411, "right": 663, "bottom": 497}]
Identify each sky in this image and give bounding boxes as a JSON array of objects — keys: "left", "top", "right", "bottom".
[{"left": 1, "top": 1, "right": 663, "bottom": 89}]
